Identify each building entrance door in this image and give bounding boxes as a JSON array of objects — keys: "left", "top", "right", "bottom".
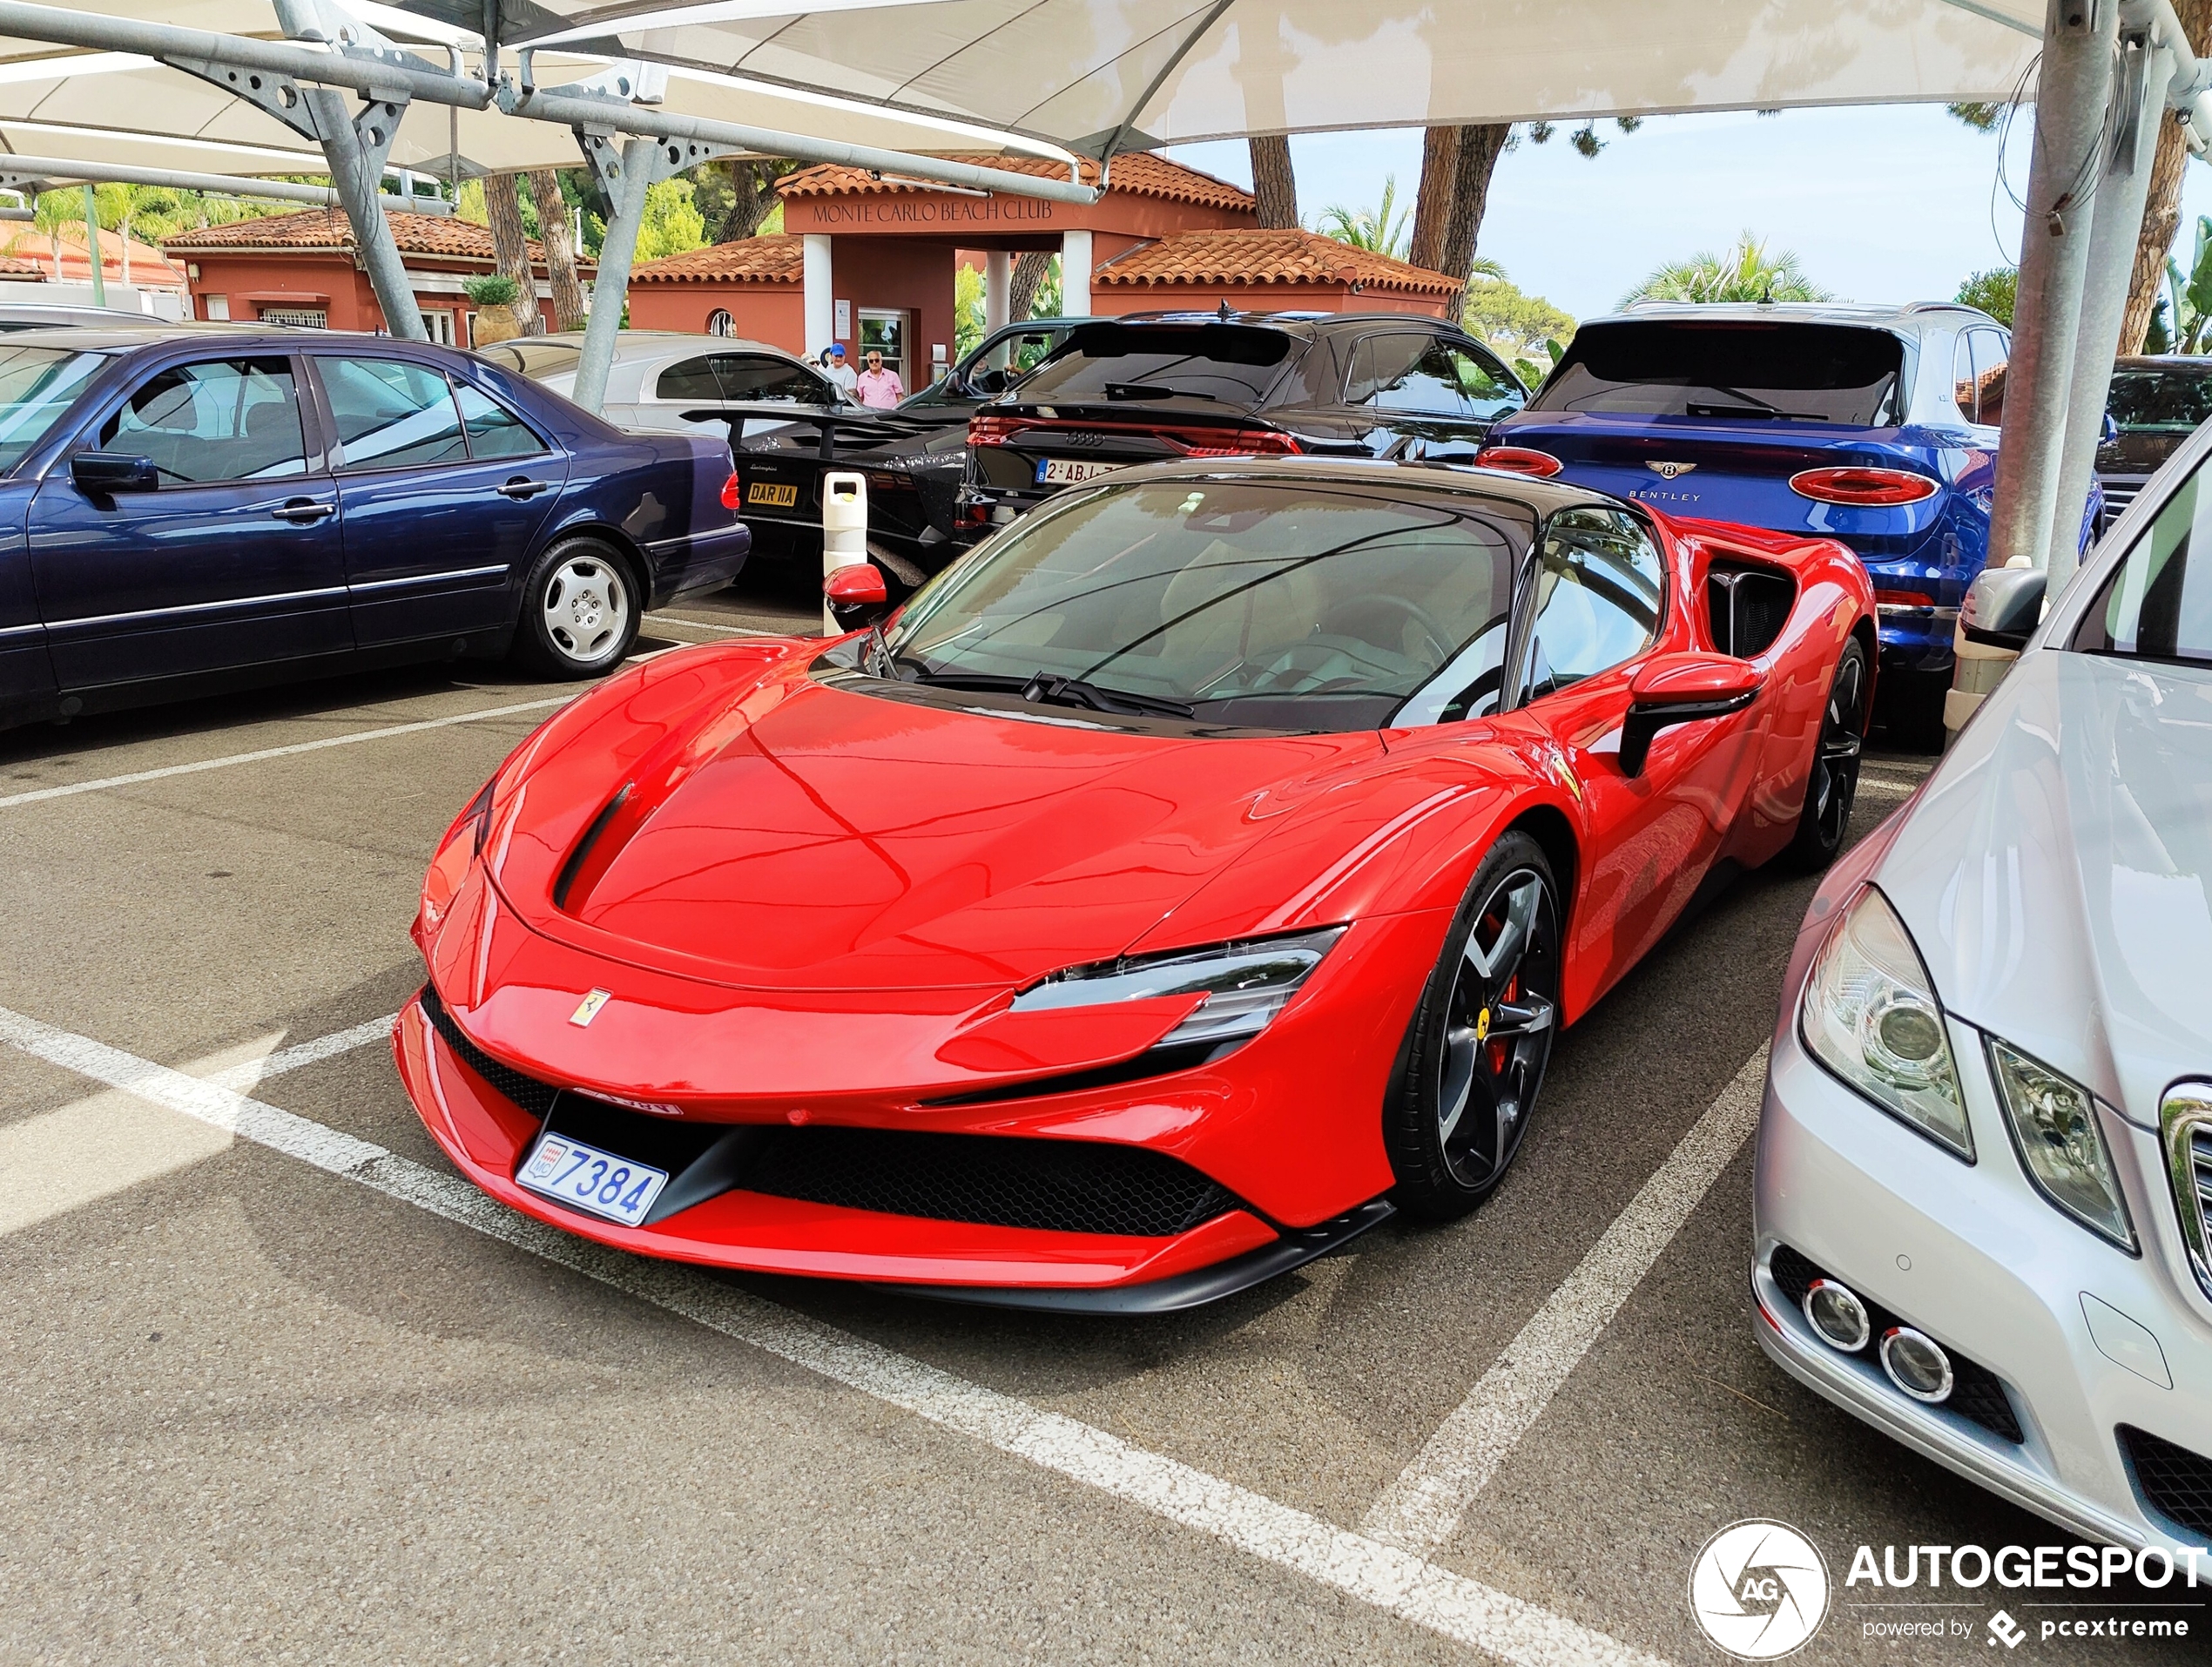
[{"left": 859, "top": 308, "right": 907, "bottom": 388}]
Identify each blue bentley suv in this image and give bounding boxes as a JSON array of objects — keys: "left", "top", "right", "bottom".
[{"left": 1482, "top": 301, "right": 2099, "bottom": 742}]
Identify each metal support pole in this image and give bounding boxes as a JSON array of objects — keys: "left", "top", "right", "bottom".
[
  {"left": 300, "top": 83, "right": 427, "bottom": 339},
  {"left": 572, "top": 134, "right": 656, "bottom": 414},
  {"left": 79, "top": 183, "right": 103, "bottom": 306},
  {"left": 1986, "top": 0, "right": 2120, "bottom": 577},
  {"left": 275, "top": 0, "right": 426, "bottom": 341},
  {"left": 2048, "top": 16, "right": 2175, "bottom": 587}
]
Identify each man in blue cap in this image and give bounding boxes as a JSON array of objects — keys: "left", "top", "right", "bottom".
[{"left": 821, "top": 342, "right": 858, "bottom": 400}]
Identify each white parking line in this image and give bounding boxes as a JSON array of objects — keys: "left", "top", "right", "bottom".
[
  {"left": 0, "top": 1002, "right": 1670, "bottom": 1667},
  {"left": 204, "top": 1015, "right": 397, "bottom": 1093},
  {"left": 644, "top": 612, "right": 793, "bottom": 637},
  {"left": 0, "top": 699, "right": 570, "bottom": 812},
  {"left": 1362, "top": 1048, "right": 1770, "bottom": 1556}
]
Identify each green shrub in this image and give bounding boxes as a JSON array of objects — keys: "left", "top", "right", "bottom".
[{"left": 464, "top": 273, "right": 521, "bottom": 307}]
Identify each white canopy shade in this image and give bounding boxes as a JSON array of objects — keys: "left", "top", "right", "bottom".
[
  {"left": 421, "top": 0, "right": 2045, "bottom": 155},
  {"left": 0, "top": 0, "right": 1078, "bottom": 182}
]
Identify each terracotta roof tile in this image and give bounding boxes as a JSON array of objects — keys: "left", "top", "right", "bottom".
[
  {"left": 0, "top": 253, "right": 44, "bottom": 279},
  {"left": 778, "top": 151, "right": 1253, "bottom": 214},
  {"left": 631, "top": 233, "right": 804, "bottom": 285},
  {"left": 161, "top": 208, "right": 588, "bottom": 270},
  {"left": 1094, "top": 229, "right": 1461, "bottom": 296}
]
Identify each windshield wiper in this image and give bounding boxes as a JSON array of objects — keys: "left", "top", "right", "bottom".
[
  {"left": 1103, "top": 381, "right": 1219, "bottom": 402},
  {"left": 900, "top": 666, "right": 1195, "bottom": 719},
  {"left": 1685, "top": 383, "right": 1826, "bottom": 421}
]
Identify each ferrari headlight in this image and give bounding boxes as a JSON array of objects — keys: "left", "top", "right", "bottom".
[
  {"left": 1988, "top": 1038, "right": 2135, "bottom": 1252},
  {"left": 1011, "top": 928, "right": 1345, "bottom": 1047},
  {"left": 1801, "top": 886, "right": 1973, "bottom": 1160}
]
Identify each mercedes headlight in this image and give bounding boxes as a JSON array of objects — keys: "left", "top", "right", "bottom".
[
  {"left": 1010, "top": 928, "right": 1345, "bottom": 1049},
  {"left": 1801, "top": 886, "right": 1973, "bottom": 1160},
  {"left": 1987, "top": 1039, "right": 2135, "bottom": 1252}
]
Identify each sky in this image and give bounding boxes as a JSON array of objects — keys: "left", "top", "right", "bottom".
[{"left": 1166, "top": 103, "right": 2212, "bottom": 326}]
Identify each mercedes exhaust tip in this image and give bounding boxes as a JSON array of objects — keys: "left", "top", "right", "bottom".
[
  {"left": 1879, "top": 1326, "right": 1955, "bottom": 1403},
  {"left": 1802, "top": 1277, "right": 1871, "bottom": 1353}
]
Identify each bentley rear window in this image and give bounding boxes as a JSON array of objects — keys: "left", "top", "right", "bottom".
[
  {"left": 877, "top": 478, "right": 1526, "bottom": 732},
  {"left": 1528, "top": 321, "right": 1906, "bottom": 425}
]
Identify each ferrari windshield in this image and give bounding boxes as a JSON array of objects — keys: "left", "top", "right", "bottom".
[{"left": 882, "top": 478, "right": 1526, "bottom": 732}]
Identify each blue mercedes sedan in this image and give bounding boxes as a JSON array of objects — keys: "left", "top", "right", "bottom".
[
  {"left": 1480, "top": 301, "right": 2100, "bottom": 744},
  {"left": 0, "top": 327, "right": 750, "bottom": 732}
]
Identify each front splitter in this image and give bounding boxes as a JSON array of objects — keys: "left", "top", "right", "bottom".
[{"left": 895, "top": 1198, "right": 1398, "bottom": 1315}]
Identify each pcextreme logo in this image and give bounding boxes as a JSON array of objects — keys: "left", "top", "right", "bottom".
[{"left": 1689, "top": 1520, "right": 1831, "bottom": 1659}]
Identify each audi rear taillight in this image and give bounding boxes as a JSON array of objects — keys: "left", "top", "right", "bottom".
[
  {"left": 1177, "top": 429, "right": 1303, "bottom": 457},
  {"left": 719, "top": 471, "right": 741, "bottom": 510},
  {"left": 1789, "top": 467, "right": 1939, "bottom": 506},
  {"left": 968, "top": 415, "right": 1021, "bottom": 447},
  {"left": 1474, "top": 445, "right": 1563, "bottom": 477}
]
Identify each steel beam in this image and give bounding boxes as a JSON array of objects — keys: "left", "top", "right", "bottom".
[
  {"left": 501, "top": 77, "right": 1100, "bottom": 205},
  {"left": 0, "top": 154, "right": 450, "bottom": 214}
]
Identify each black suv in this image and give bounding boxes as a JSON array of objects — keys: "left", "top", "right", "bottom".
[{"left": 958, "top": 312, "right": 1527, "bottom": 535}]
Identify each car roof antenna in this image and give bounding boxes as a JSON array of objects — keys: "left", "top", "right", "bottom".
[{"left": 1217, "top": 299, "right": 1232, "bottom": 320}]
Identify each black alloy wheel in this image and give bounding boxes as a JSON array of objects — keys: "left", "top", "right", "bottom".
[
  {"left": 1786, "top": 637, "right": 1870, "bottom": 870},
  {"left": 1385, "top": 832, "right": 1562, "bottom": 1218}
]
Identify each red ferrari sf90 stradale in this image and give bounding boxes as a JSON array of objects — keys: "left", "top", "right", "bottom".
[{"left": 395, "top": 458, "right": 1873, "bottom": 1312}]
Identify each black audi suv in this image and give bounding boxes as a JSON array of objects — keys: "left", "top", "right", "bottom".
[{"left": 956, "top": 312, "right": 1528, "bottom": 536}]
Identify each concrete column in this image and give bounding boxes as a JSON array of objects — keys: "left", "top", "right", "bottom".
[
  {"left": 984, "top": 250, "right": 1011, "bottom": 331},
  {"left": 803, "top": 233, "right": 833, "bottom": 354},
  {"left": 1061, "top": 229, "right": 1092, "bottom": 319}
]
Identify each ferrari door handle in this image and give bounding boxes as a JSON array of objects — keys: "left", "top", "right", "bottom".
[
  {"left": 496, "top": 477, "right": 552, "bottom": 499},
  {"left": 273, "top": 499, "right": 336, "bottom": 523}
]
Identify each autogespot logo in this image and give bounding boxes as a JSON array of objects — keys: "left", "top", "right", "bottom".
[{"left": 1689, "top": 1520, "right": 1831, "bottom": 1659}]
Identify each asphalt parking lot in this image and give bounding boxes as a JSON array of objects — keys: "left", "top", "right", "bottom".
[{"left": 1, "top": 570, "right": 2195, "bottom": 1666}]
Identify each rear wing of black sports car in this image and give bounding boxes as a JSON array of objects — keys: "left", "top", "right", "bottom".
[{"left": 680, "top": 403, "right": 964, "bottom": 459}]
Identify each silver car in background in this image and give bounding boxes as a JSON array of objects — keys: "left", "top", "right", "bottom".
[
  {"left": 1752, "top": 418, "right": 2212, "bottom": 1551},
  {"left": 473, "top": 331, "right": 846, "bottom": 432}
]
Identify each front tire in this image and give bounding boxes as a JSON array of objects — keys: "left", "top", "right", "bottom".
[
  {"left": 1384, "top": 833, "right": 1562, "bottom": 1220},
  {"left": 1784, "top": 637, "right": 1870, "bottom": 871},
  {"left": 511, "top": 537, "right": 640, "bottom": 678}
]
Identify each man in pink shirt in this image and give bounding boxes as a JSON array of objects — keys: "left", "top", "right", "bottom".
[{"left": 853, "top": 349, "right": 905, "bottom": 409}]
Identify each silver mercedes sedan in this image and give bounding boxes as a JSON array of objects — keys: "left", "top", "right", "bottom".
[{"left": 1752, "top": 422, "right": 2212, "bottom": 1553}]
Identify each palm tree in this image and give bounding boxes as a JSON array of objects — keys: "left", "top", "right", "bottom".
[
  {"left": 95, "top": 182, "right": 178, "bottom": 287},
  {"left": 1621, "top": 232, "right": 1830, "bottom": 307},
  {"left": 30, "top": 189, "right": 81, "bottom": 281},
  {"left": 2167, "top": 216, "right": 2212, "bottom": 354},
  {"left": 1314, "top": 175, "right": 1411, "bottom": 261}
]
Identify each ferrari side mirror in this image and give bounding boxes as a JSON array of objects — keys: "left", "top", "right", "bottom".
[
  {"left": 1620, "top": 652, "right": 1764, "bottom": 777},
  {"left": 1960, "top": 564, "right": 2046, "bottom": 651},
  {"left": 824, "top": 562, "right": 892, "bottom": 632}
]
